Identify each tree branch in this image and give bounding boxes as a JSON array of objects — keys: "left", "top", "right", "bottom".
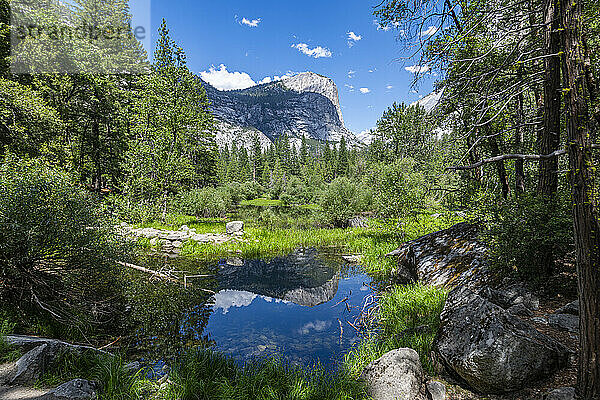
[{"left": 447, "top": 145, "right": 600, "bottom": 171}]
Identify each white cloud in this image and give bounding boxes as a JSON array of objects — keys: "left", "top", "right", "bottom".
[
  {"left": 405, "top": 64, "right": 430, "bottom": 74},
  {"left": 347, "top": 31, "right": 362, "bottom": 47},
  {"left": 298, "top": 320, "right": 331, "bottom": 335},
  {"left": 212, "top": 290, "right": 257, "bottom": 314},
  {"left": 360, "top": 87, "right": 370, "bottom": 94},
  {"left": 344, "top": 84, "right": 355, "bottom": 92},
  {"left": 259, "top": 77, "right": 272, "bottom": 84},
  {"left": 347, "top": 31, "right": 362, "bottom": 41},
  {"left": 421, "top": 26, "right": 438, "bottom": 36},
  {"left": 200, "top": 64, "right": 257, "bottom": 91},
  {"left": 347, "top": 70, "right": 356, "bottom": 78},
  {"left": 291, "top": 43, "right": 332, "bottom": 58},
  {"left": 241, "top": 17, "right": 261, "bottom": 27},
  {"left": 386, "top": 84, "right": 393, "bottom": 90}
]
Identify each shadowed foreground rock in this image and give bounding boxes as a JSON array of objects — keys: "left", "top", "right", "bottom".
[
  {"left": 434, "top": 286, "right": 570, "bottom": 394},
  {"left": 43, "top": 379, "right": 97, "bottom": 400},
  {"left": 360, "top": 348, "right": 424, "bottom": 400}
]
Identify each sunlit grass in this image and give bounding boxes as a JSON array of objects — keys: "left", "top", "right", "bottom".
[{"left": 343, "top": 283, "right": 447, "bottom": 375}]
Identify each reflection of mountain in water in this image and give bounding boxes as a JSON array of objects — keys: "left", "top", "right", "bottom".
[{"left": 215, "top": 248, "right": 340, "bottom": 307}]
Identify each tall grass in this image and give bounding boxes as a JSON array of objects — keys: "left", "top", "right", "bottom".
[
  {"left": 344, "top": 283, "right": 447, "bottom": 375},
  {"left": 160, "top": 349, "right": 368, "bottom": 400},
  {"left": 0, "top": 315, "right": 21, "bottom": 363}
]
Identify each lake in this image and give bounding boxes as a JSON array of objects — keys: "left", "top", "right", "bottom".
[{"left": 134, "top": 248, "right": 373, "bottom": 368}]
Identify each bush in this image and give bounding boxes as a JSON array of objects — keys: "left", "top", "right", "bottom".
[
  {"left": 104, "top": 194, "right": 162, "bottom": 224},
  {"left": 179, "top": 188, "right": 227, "bottom": 218},
  {"left": 281, "top": 177, "right": 314, "bottom": 206},
  {"left": 368, "top": 158, "right": 429, "bottom": 219},
  {"left": 475, "top": 193, "right": 573, "bottom": 279},
  {"left": 0, "top": 156, "right": 128, "bottom": 333},
  {"left": 319, "top": 177, "right": 372, "bottom": 227}
]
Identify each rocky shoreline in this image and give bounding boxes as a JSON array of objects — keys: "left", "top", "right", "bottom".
[{"left": 117, "top": 221, "right": 246, "bottom": 254}]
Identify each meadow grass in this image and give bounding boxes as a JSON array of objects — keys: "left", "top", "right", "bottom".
[{"left": 343, "top": 283, "right": 447, "bottom": 375}]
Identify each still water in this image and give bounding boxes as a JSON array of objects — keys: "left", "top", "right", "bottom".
[{"left": 137, "top": 248, "right": 373, "bottom": 368}]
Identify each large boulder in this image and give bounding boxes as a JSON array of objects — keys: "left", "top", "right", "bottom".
[
  {"left": 360, "top": 348, "right": 424, "bottom": 400},
  {"left": 43, "top": 379, "right": 97, "bottom": 400},
  {"left": 386, "top": 223, "right": 489, "bottom": 288},
  {"left": 226, "top": 221, "right": 244, "bottom": 235},
  {"left": 434, "top": 287, "right": 570, "bottom": 394},
  {"left": 548, "top": 314, "right": 579, "bottom": 333},
  {"left": 11, "top": 343, "right": 59, "bottom": 384}
]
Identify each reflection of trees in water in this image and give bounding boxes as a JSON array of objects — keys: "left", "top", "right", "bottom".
[
  {"left": 123, "top": 249, "right": 347, "bottom": 358},
  {"left": 123, "top": 256, "right": 218, "bottom": 359}
]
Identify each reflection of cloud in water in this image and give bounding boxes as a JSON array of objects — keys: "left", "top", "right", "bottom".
[
  {"left": 213, "top": 290, "right": 257, "bottom": 314},
  {"left": 298, "top": 320, "right": 332, "bottom": 335},
  {"left": 360, "top": 285, "right": 369, "bottom": 292}
]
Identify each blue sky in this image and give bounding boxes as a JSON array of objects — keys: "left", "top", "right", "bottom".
[{"left": 143, "top": 0, "right": 436, "bottom": 134}]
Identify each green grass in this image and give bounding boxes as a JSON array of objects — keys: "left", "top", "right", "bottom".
[
  {"left": 158, "top": 349, "right": 368, "bottom": 400},
  {"left": 0, "top": 317, "right": 21, "bottom": 363},
  {"left": 343, "top": 283, "right": 447, "bottom": 375},
  {"left": 35, "top": 347, "right": 368, "bottom": 400}
]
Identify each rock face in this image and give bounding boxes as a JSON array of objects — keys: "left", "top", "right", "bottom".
[
  {"left": 360, "top": 348, "right": 424, "bottom": 400},
  {"left": 548, "top": 314, "right": 579, "bottom": 333},
  {"left": 202, "top": 72, "right": 359, "bottom": 149},
  {"left": 386, "top": 223, "right": 489, "bottom": 288},
  {"left": 543, "top": 387, "right": 576, "bottom": 400},
  {"left": 11, "top": 344, "right": 56, "bottom": 384},
  {"left": 43, "top": 379, "right": 97, "bottom": 400},
  {"left": 434, "top": 287, "right": 570, "bottom": 394}
]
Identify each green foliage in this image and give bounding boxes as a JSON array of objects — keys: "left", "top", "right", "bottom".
[
  {"left": 368, "top": 159, "right": 429, "bottom": 219},
  {"left": 319, "top": 177, "right": 372, "bottom": 227},
  {"left": 125, "top": 20, "right": 217, "bottom": 206},
  {"left": 0, "top": 156, "right": 128, "bottom": 331},
  {"left": 475, "top": 193, "right": 574, "bottom": 280},
  {"left": 179, "top": 188, "right": 227, "bottom": 218},
  {"left": 344, "top": 283, "right": 447, "bottom": 375},
  {"left": 0, "top": 314, "right": 21, "bottom": 362},
  {"left": 372, "top": 102, "right": 433, "bottom": 163},
  {"left": 162, "top": 348, "right": 368, "bottom": 400}
]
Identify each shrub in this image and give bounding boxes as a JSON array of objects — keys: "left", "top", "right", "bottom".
[
  {"left": 475, "top": 193, "right": 573, "bottom": 280},
  {"left": 179, "top": 188, "right": 227, "bottom": 218},
  {"left": 368, "top": 158, "right": 429, "bottom": 219},
  {"left": 319, "top": 177, "right": 371, "bottom": 227},
  {"left": 0, "top": 156, "right": 128, "bottom": 333}
]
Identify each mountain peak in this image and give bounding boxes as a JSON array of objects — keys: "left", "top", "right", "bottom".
[{"left": 283, "top": 72, "right": 344, "bottom": 125}]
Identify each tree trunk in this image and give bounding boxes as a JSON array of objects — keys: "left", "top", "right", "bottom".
[
  {"left": 488, "top": 134, "right": 510, "bottom": 199},
  {"left": 561, "top": 0, "right": 600, "bottom": 396},
  {"left": 538, "top": 0, "right": 562, "bottom": 196},
  {"left": 515, "top": 67, "right": 526, "bottom": 194}
]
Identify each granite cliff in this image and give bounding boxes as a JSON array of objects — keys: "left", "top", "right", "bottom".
[{"left": 201, "top": 72, "right": 359, "bottom": 148}]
